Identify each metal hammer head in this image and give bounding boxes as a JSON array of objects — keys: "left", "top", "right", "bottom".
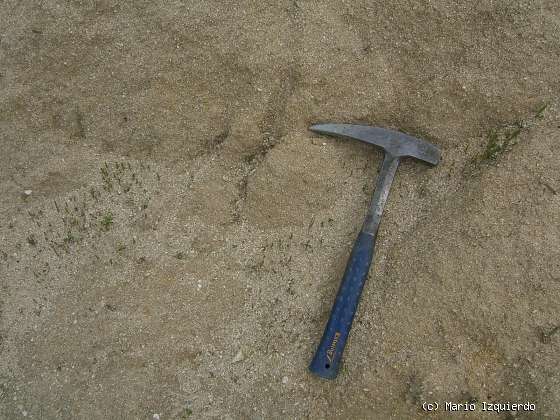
[{"left": 310, "top": 123, "right": 440, "bottom": 165}]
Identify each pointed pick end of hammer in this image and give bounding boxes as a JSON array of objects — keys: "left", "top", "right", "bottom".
[{"left": 309, "top": 123, "right": 338, "bottom": 135}]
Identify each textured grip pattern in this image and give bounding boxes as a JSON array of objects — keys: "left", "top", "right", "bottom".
[{"left": 309, "top": 230, "right": 376, "bottom": 379}]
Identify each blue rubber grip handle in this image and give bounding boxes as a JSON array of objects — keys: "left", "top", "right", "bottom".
[{"left": 309, "top": 230, "right": 376, "bottom": 379}]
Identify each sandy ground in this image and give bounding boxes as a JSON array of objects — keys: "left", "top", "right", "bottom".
[{"left": 1, "top": 1, "right": 560, "bottom": 419}]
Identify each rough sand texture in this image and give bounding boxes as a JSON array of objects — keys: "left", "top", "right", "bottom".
[{"left": 1, "top": 1, "right": 560, "bottom": 419}]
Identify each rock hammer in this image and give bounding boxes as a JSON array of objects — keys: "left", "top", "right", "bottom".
[{"left": 308, "top": 124, "right": 441, "bottom": 379}]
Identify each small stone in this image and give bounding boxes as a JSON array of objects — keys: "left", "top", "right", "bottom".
[
  {"left": 282, "top": 376, "right": 289, "bottom": 384},
  {"left": 153, "top": 414, "right": 160, "bottom": 420},
  {"left": 233, "top": 350, "right": 244, "bottom": 363},
  {"left": 23, "top": 190, "right": 32, "bottom": 196}
]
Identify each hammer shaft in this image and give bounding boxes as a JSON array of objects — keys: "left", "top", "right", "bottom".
[
  {"left": 309, "top": 154, "right": 400, "bottom": 379},
  {"left": 363, "top": 155, "right": 400, "bottom": 234}
]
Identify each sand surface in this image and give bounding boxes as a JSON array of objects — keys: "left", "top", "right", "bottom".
[{"left": 1, "top": 1, "right": 560, "bottom": 418}]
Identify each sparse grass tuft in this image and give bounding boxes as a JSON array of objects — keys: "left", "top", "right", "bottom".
[
  {"left": 535, "top": 102, "right": 548, "bottom": 119},
  {"left": 539, "top": 325, "right": 559, "bottom": 344},
  {"left": 482, "top": 124, "right": 521, "bottom": 161},
  {"left": 63, "top": 231, "right": 76, "bottom": 243},
  {"left": 180, "top": 407, "right": 193, "bottom": 418},
  {"left": 100, "top": 163, "right": 113, "bottom": 191},
  {"left": 100, "top": 212, "right": 114, "bottom": 231}
]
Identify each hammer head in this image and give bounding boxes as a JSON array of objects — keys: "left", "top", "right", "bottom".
[{"left": 310, "top": 123, "right": 440, "bottom": 165}]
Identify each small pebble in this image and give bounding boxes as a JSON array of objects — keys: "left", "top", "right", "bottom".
[
  {"left": 23, "top": 190, "right": 32, "bottom": 196},
  {"left": 233, "top": 350, "right": 244, "bottom": 363},
  {"left": 153, "top": 414, "right": 160, "bottom": 420},
  {"left": 282, "top": 376, "right": 288, "bottom": 384}
]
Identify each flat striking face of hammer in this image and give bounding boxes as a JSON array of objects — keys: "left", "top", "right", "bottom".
[{"left": 309, "top": 123, "right": 441, "bottom": 165}]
